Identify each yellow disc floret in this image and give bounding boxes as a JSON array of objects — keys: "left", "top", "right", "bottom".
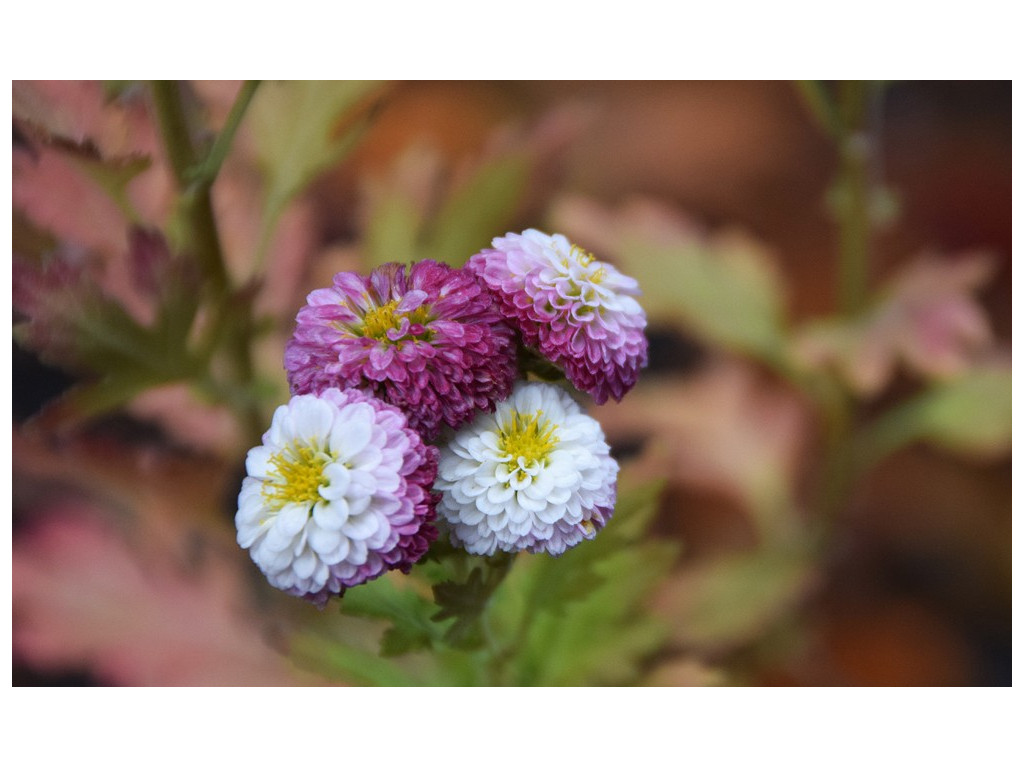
[
  {"left": 360, "top": 300, "right": 402, "bottom": 340},
  {"left": 262, "top": 442, "right": 332, "bottom": 507},
  {"left": 498, "top": 410, "right": 559, "bottom": 469},
  {"left": 359, "top": 300, "right": 433, "bottom": 343},
  {"left": 569, "top": 243, "right": 596, "bottom": 267}
]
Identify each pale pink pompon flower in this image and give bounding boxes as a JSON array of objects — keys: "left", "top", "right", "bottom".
[
  {"left": 236, "top": 388, "right": 439, "bottom": 606},
  {"left": 285, "top": 261, "right": 518, "bottom": 440},
  {"left": 468, "top": 229, "right": 648, "bottom": 404}
]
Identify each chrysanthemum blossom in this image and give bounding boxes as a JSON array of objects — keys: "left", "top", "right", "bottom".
[
  {"left": 285, "top": 260, "right": 517, "bottom": 440},
  {"left": 236, "top": 388, "right": 438, "bottom": 605},
  {"left": 468, "top": 229, "right": 648, "bottom": 404},
  {"left": 435, "top": 382, "right": 618, "bottom": 556}
]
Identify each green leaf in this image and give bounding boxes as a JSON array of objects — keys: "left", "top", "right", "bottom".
[
  {"left": 662, "top": 549, "right": 815, "bottom": 653},
  {"left": 859, "top": 366, "right": 1012, "bottom": 463},
  {"left": 509, "top": 541, "right": 677, "bottom": 685},
  {"left": 64, "top": 151, "right": 150, "bottom": 224},
  {"left": 431, "top": 554, "right": 514, "bottom": 649},
  {"left": 485, "top": 476, "right": 677, "bottom": 685},
  {"left": 249, "top": 80, "right": 384, "bottom": 266},
  {"left": 340, "top": 574, "right": 442, "bottom": 657},
  {"left": 421, "top": 154, "right": 529, "bottom": 266},
  {"left": 290, "top": 631, "right": 424, "bottom": 686},
  {"left": 29, "top": 371, "right": 174, "bottom": 431},
  {"left": 16, "top": 268, "right": 187, "bottom": 379},
  {"left": 915, "top": 368, "right": 1012, "bottom": 454},
  {"left": 617, "top": 235, "right": 787, "bottom": 365}
]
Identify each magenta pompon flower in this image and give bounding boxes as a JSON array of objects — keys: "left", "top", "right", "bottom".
[
  {"left": 236, "top": 388, "right": 439, "bottom": 606},
  {"left": 468, "top": 229, "right": 648, "bottom": 404},
  {"left": 285, "top": 260, "right": 518, "bottom": 440}
]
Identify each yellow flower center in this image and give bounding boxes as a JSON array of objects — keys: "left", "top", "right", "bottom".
[
  {"left": 498, "top": 410, "right": 559, "bottom": 469},
  {"left": 559, "top": 243, "right": 605, "bottom": 286},
  {"left": 262, "top": 442, "right": 331, "bottom": 507},
  {"left": 570, "top": 243, "right": 596, "bottom": 267},
  {"left": 359, "top": 300, "right": 433, "bottom": 343}
]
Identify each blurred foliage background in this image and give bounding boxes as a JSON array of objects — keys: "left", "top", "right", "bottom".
[{"left": 12, "top": 80, "right": 1011, "bottom": 686}]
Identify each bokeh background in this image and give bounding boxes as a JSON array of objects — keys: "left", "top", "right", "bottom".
[{"left": 12, "top": 81, "right": 1011, "bottom": 686}]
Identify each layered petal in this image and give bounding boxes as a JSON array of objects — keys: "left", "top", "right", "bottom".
[
  {"left": 468, "top": 229, "right": 648, "bottom": 404},
  {"left": 434, "top": 382, "right": 618, "bottom": 556},
  {"left": 284, "top": 260, "right": 517, "bottom": 439},
  {"left": 235, "top": 389, "right": 439, "bottom": 605}
]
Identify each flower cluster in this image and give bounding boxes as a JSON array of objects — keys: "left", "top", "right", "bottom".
[{"left": 236, "top": 230, "right": 647, "bottom": 603}]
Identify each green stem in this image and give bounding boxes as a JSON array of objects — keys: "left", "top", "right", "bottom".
[
  {"left": 188, "top": 80, "right": 261, "bottom": 184},
  {"left": 812, "top": 385, "right": 855, "bottom": 549},
  {"left": 835, "top": 80, "right": 872, "bottom": 316},
  {"left": 150, "top": 80, "right": 265, "bottom": 443},
  {"left": 479, "top": 552, "right": 516, "bottom": 685},
  {"left": 150, "top": 81, "right": 230, "bottom": 295},
  {"left": 794, "top": 80, "right": 842, "bottom": 138},
  {"left": 808, "top": 82, "right": 883, "bottom": 545},
  {"left": 149, "top": 80, "right": 195, "bottom": 187}
]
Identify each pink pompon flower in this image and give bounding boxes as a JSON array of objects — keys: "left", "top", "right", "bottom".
[
  {"left": 468, "top": 229, "right": 648, "bottom": 404},
  {"left": 236, "top": 388, "right": 439, "bottom": 606},
  {"left": 285, "top": 261, "right": 518, "bottom": 440}
]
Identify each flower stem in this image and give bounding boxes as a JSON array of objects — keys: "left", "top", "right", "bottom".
[
  {"left": 188, "top": 80, "right": 261, "bottom": 185},
  {"left": 150, "top": 80, "right": 265, "bottom": 444},
  {"left": 834, "top": 80, "right": 874, "bottom": 316},
  {"left": 150, "top": 80, "right": 230, "bottom": 295},
  {"left": 795, "top": 82, "right": 891, "bottom": 555}
]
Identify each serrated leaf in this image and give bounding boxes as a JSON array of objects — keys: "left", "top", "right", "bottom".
[
  {"left": 860, "top": 365, "right": 1012, "bottom": 462},
  {"left": 431, "top": 568, "right": 487, "bottom": 622},
  {"left": 432, "top": 568, "right": 489, "bottom": 648},
  {"left": 340, "top": 573, "right": 441, "bottom": 657},
  {"left": 15, "top": 257, "right": 189, "bottom": 380},
  {"left": 63, "top": 150, "right": 150, "bottom": 223},
  {"left": 379, "top": 625, "right": 431, "bottom": 657},
  {"left": 511, "top": 541, "right": 678, "bottom": 685},
  {"left": 619, "top": 236, "right": 787, "bottom": 364},
  {"left": 430, "top": 554, "right": 515, "bottom": 650},
  {"left": 484, "top": 472, "right": 676, "bottom": 685}
]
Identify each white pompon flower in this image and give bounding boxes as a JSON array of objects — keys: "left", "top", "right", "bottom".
[
  {"left": 236, "top": 389, "right": 438, "bottom": 606},
  {"left": 435, "top": 381, "right": 618, "bottom": 556}
]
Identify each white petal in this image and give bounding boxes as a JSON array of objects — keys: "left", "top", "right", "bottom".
[
  {"left": 289, "top": 396, "right": 334, "bottom": 443},
  {"left": 342, "top": 512, "right": 381, "bottom": 540},
  {"left": 308, "top": 526, "right": 343, "bottom": 555},
  {"left": 245, "top": 446, "right": 274, "bottom": 478},
  {"left": 293, "top": 549, "right": 318, "bottom": 579},
  {"left": 313, "top": 498, "right": 349, "bottom": 529},
  {"left": 320, "top": 463, "right": 351, "bottom": 499},
  {"left": 330, "top": 406, "right": 373, "bottom": 457},
  {"left": 276, "top": 502, "right": 310, "bottom": 537},
  {"left": 487, "top": 484, "right": 515, "bottom": 505}
]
